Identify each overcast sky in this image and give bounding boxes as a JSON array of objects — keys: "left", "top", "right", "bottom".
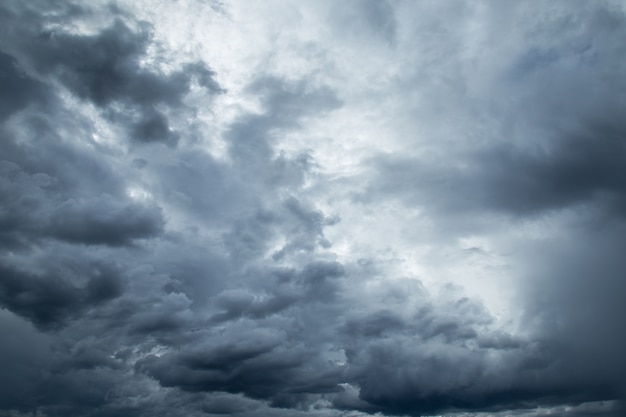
[{"left": 1, "top": 1, "right": 625, "bottom": 416}]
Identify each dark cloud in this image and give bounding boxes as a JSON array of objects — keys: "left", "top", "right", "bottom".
[
  {"left": 0, "top": 51, "right": 50, "bottom": 121},
  {"left": 0, "top": 309, "right": 52, "bottom": 410},
  {"left": 0, "top": 4, "right": 346, "bottom": 413},
  {"left": 0, "top": 117, "right": 165, "bottom": 249},
  {"left": 517, "top": 226, "right": 626, "bottom": 398},
  {"left": 1, "top": 1, "right": 625, "bottom": 417},
  {"left": 364, "top": 2, "right": 626, "bottom": 222},
  {"left": 476, "top": 133, "right": 626, "bottom": 216},
  {"left": 0, "top": 2, "right": 222, "bottom": 145},
  {"left": 136, "top": 324, "right": 345, "bottom": 403},
  {"left": 0, "top": 261, "right": 123, "bottom": 329},
  {"left": 45, "top": 196, "right": 164, "bottom": 246},
  {"left": 342, "top": 4, "right": 626, "bottom": 416},
  {"left": 371, "top": 126, "right": 626, "bottom": 221}
]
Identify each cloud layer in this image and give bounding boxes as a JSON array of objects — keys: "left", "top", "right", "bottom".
[{"left": 1, "top": 1, "right": 625, "bottom": 417}]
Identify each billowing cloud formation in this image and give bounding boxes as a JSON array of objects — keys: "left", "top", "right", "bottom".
[{"left": 1, "top": 1, "right": 625, "bottom": 417}]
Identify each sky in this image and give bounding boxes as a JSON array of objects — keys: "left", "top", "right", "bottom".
[{"left": 0, "top": 1, "right": 625, "bottom": 416}]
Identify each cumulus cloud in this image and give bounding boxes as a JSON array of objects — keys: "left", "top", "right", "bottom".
[{"left": 1, "top": 1, "right": 625, "bottom": 417}]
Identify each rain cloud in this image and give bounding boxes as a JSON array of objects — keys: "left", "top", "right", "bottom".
[{"left": 1, "top": 1, "right": 625, "bottom": 417}]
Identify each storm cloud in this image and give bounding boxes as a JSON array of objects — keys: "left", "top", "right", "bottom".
[{"left": 1, "top": 1, "right": 625, "bottom": 417}]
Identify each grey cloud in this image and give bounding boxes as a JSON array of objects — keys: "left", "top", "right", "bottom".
[
  {"left": 0, "top": 310, "right": 52, "bottom": 410},
  {"left": 211, "top": 288, "right": 298, "bottom": 323},
  {"left": 227, "top": 77, "right": 341, "bottom": 170},
  {"left": 342, "top": 309, "right": 406, "bottom": 338},
  {"left": 0, "top": 18, "right": 347, "bottom": 412},
  {"left": 330, "top": 0, "right": 397, "bottom": 45},
  {"left": 475, "top": 133, "right": 626, "bottom": 217},
  {"left": 365, "top": 4, "right": 626, "bottom": 227},
  {"left": 206, "top": 261, "right": 346, "bottom": 353},
  {"left": 0, "top": 260, "right": 123, "bottom": 329},
  {"left": 0, "top": 121, "right": 164, "bottom": 249},
  {"left": 0, "top": 52, "right": 51, "bottom": 121},
  {"left": 369, "top": 123, "right": 626, "bottom": 225},
  {"left": 0, "top": 32, "right": 167, "bottom": 249},
  {"left": 329, "top": 274, "right": 625, "bottom": 416},
  {"left": 1, "top": 1, "right": 625, "bottom": 417},
  {"left": 132, "top": 260, "right": 349, "bottom": 408},
  {"left": 46, "top": 196, "right": 164, "bottom": 246},
  {"left": 140, "top": 78, "right": 339, "bottom": 241},
  {"left": 342, "top": 7, "right": 626, "bottom": 412},
  {"left": 196, "top": 266, "right": 591, "bottom": 417},
  {"left": 342, "top": 337, "right": 606, "bottom": 416},
  {"left": 0, "top": 3, "right": 221, "bottom": 145},
  {"left": 220, "top": 194, "right": 337, "bottom": 267},
  {"left": 136, "top": 324, "right": 344, "bottom": 403},
  {"left": 517, "top": 227, "right": 626, "bottom": 397},
  {"left": 472, "top": 400, "right": 625, "bottom": 417},
  {"left": 127, "top": 108, "right": 175, "bottom": 145}
]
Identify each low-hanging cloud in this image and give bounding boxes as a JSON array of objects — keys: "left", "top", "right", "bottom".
[{"left": 1, "top": 1, "right": 625, "bottom": 417}]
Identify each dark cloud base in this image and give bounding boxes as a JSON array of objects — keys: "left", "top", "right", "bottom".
[{"left": 1, "top": 1, "right": 625, "bottom": 417}]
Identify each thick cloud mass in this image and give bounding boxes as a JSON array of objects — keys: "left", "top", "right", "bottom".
[{"left": 1, "top": 1, "right": 625, "bottom": 417}]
